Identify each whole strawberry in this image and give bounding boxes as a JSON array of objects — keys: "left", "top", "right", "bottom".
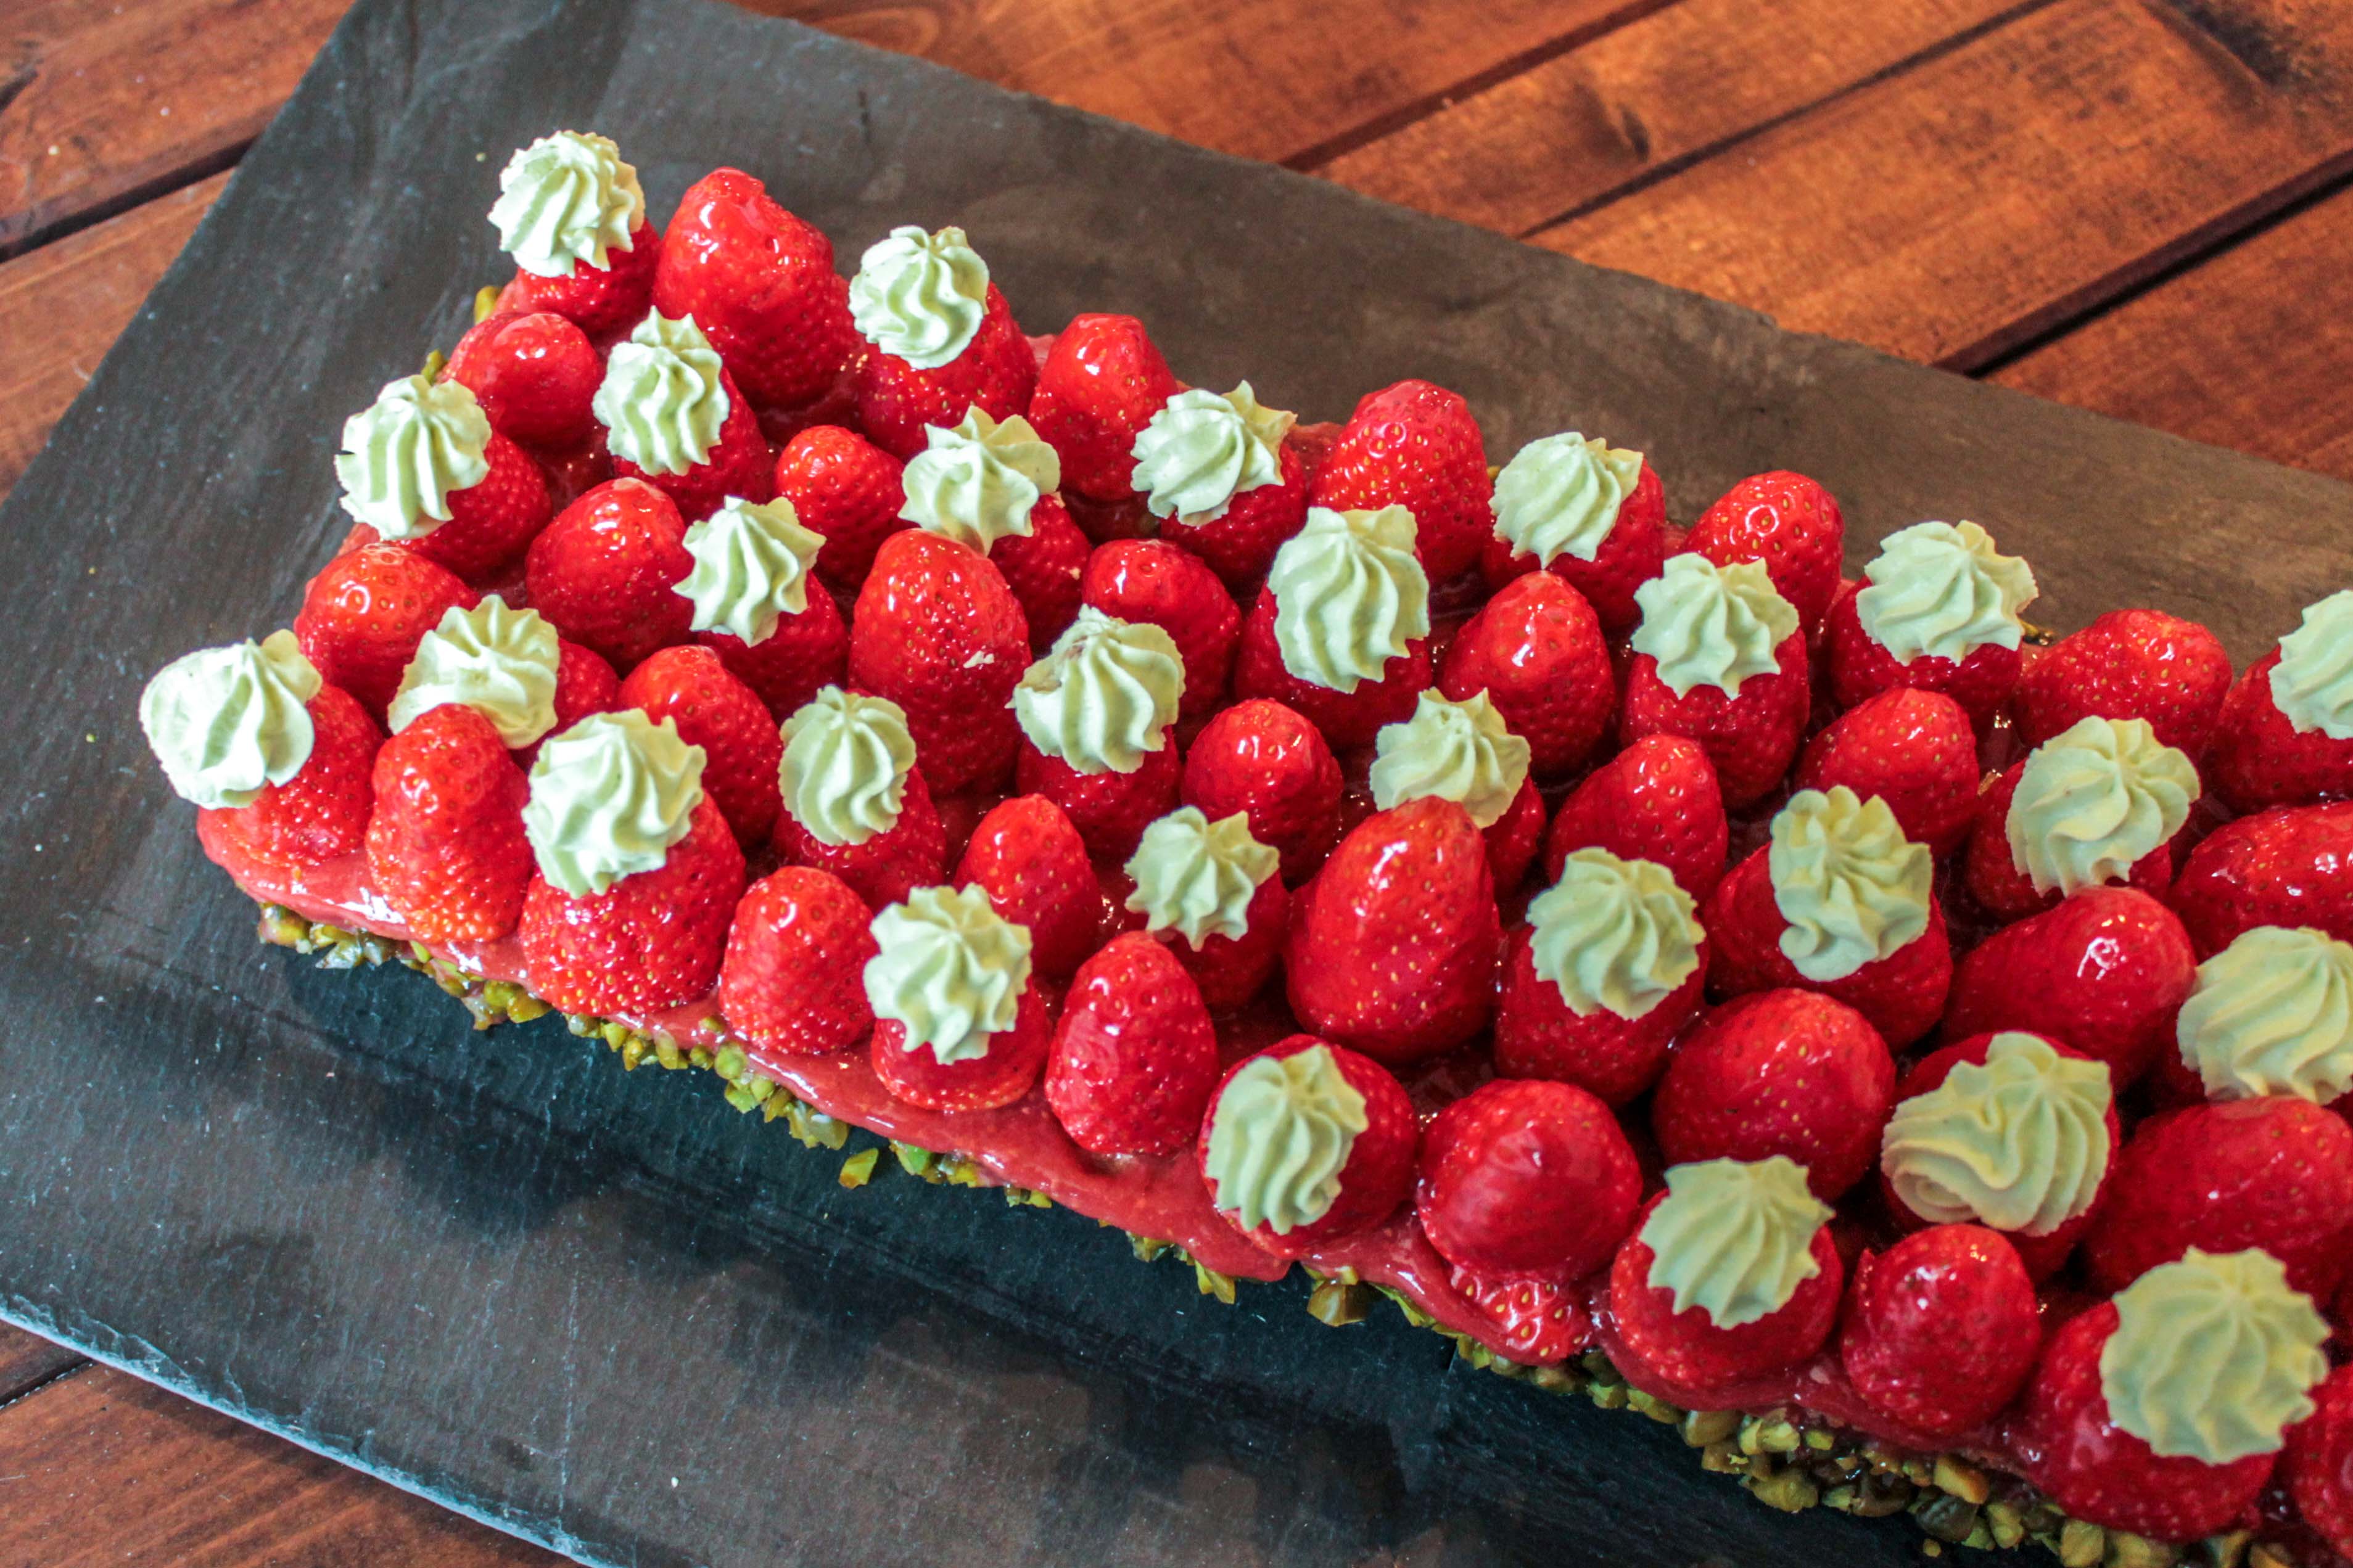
[
  {"left": 1415, "top": 1078, "right": 1642, "bottom": 1284},
  {"left": 1823, "top": 521, "right": 2037, "bottom": 733},
  {"left": 365, "top": 702, "right": 532, "bottom": 943},
  {"left": 2170, "top": 802, "right": 2353, "bottom": 954},
  {"left": 955, "top": 794, "right": 1102, "bottom": 980},
  {"left": 847, "top": 226, "right": 1037, "bottom": 458},
  {"left": 524, "top": 477, "right": 695, "bottom": 673},
  {"left": 1684, "top": 470, "right": 1845, "bottom": 633},
  {"left": 1793, "top": 688, "right": 1978, "bottom": 856},
  {"left": 1045, "top": 932, "right": 1220, "bottom": 1157},
  {"left": 1620, "top": 554, "right": 1810, "bottom": 810},
  {"left": 1230, "top": 505, "right": 1433, "bottom": 749},
  {"left": 1945, "top": 886, "right": 2196, "bottom": 1085},
  {"left": 295, "top": 542, "right": 477, "bottom": 718},
  {"left": 1181, "top": 697, "right": 1343, "bottom": 882},
  {"left": 1839, "top": 1225, "right": 2040, "bottom": 1440},
  {"left": 1652, "top": 988, "right": 1895, "bottom": 1200},
  {"left": 2283, "top": 1365, "right": 2353, "bottom": 1561},
  {"left": 651, "top": 168, "right": 855, "bottom": 410},
  {"left": 539, "top": 639, "right": 620, "bottom": 762},
  {"left": 617, "top": 644, "right": 782, "bottom": 849},
  {"left": 2014, "top": 607, "right": 2233, "bottom": 754},
  {"left": 1197, "top": 1035, "right": 1419, "bottom": 1257},
  {"left": 1081, "top": 539, "right": 1240, "bottom": 723},
  {"left": 488, "top": 132, "right": 659, "bottom": 341},
  {"left": 675, "top": 492, "right": 849, "bottom": 721},
  {"left": 1121, "top": 805, "right": 1290, "bottom": 1011},
  {"left": 593, "top": 311, "right": 774, "bottom": 523},
  {"left": 866, "top": 885, "right": 1050, "bottom": 1112},
  {"left": 1959, "top": 726, "right": 2188, "bottom": 923},
  {"left": 1129, "top": 380, "right": 1309, "bottom": 592},
  {"left": 211, "top": 686, "right": 383, "bottom": 869},
  {"left": 2207, "top": 591, "right": 2353, "bottom": 811},
  {"left": 1010, "top": 608, "right": 1186, "bottom": 858},
  {"left": 440, "top": 309, "right": 602, "bottom": 449},
  {"left": 1026, "top": 313, "right": 1184, "bottom": 503},
  {"left": 1542, "top": 733, "right": 1728, "bottom": 901},
  {"left": 1286, "top": 797, "right": 1501, "bottom": 1066},
  {"left": 1479, "top": 432, "right": 1666, "bottom": 635},
  {"left": 1451, "top": 1269, "right": 1596, "bottom": 1365},
  {"left": 717, "top": 866, "right": 878, "bottom": 1056},
  {"left": 1308, "top": 379, "right": 1491, "bottom": 582},
  {"left": 847, "top": 529, "right": 1029, "bottom": 794},
  {"left": 992, "top": 493, "right": 1090, "bottom": 649},
  {"left": 772, "top": 424, "right": 907, "bottom": 591},
  {"left": 1438, "top": 570, "right": 1614, "bottom": 778},
  {"left": 771, "top": 688, "right": 948, "bottom": 911}
]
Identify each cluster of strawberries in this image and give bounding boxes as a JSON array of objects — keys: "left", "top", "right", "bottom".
[{"left": 142, "top": 132, "right": 2353, "bottom": 1554}]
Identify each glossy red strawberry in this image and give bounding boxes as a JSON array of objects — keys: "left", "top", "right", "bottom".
[
  {"left": 1479, "top": 456, "right": 1667, "bottom": 635},
  {"left": 1542, "top": 734, "right": 1728, "bottom": 901},
  {"left": 853, "top": 287, "right": 1038, "bottom": 461},
  {"left": 955, "top": 794, "right": 1102, "bottom": 980},
  {"left": 1015, "top": 731, "right": 1181, "bottom": 862},
  {"left": 2014, "top": 607, "right": 2233, "bottom": 754},
  {"left": 1160, "top": 438, "right": 1309, "bottom": 594},
  {"left": 370, "top": 424, "right": 553, "bottom": 585},
  {"left": 2208, "top": 647, "right": 2353, "bottom": 812},
  {"left": 1823, "top": 579, "right": 2019, "bottom": 735},
  {"left": 295, "top": 543, "right": 477, "bottom": 718},
  {"left": 772, "top": 763, "right": 947, "bottom": 912},
  {"left": 1045, "top": 932, "right": 1220, "bottom": 1156},
  {"left": 1839, "top": 1225, "right": 2040, "bottom": 1441},
  {"left": 1493, "top": 919, "right": 1708, "bottom": 1107},
  {"left": 1945, "top": 886, "right": 2195, "bottom": 1086},
  {"left": 1794, "top": 688, "right": 1978, "bottom": 856},
  {"left": 1197, "top": 1035, "right": 1419, "bottom": 1257},
  {"left": 606, "top": 365, "right": 775, "bottom": 524},
  {"left": 1619, "top": 622, "right": 1810, "bottom": 811},
  {"left": 1308, "top": 379, "right": 1491, "bottom": 582},
  {"left": 520, "top": 795, "right": 746, "bottom": 1016},
  {"left": 1701, "top": 847, "right": 1953, "bottom": 1048},
  {"left": 651, "top": 168, "right": 855, "bottom": 410},
  {"left": 442, "top": 309, "right": 601, "bottom": 449},
  {"left": 502, "top": 223, "right": 659, "bottom": 342},
  {"left": 365, "top": 702, "right": 531, "bottom": 942},
  {"left": 2283, "top": 1365, "right": 2353, "bottom": 1561},
  {"left": 772, "top": 425, "right": 907, "bottom": 591},
  {"left": 1285, "top": 797, "right": 1501, "bottom": 1065},
  {"left": 717, "top": 866, "right": 878, "bottom": 1056},
  {"left": 617, "top": 646, "right": 782, "bottom": 848},
  {"left": 696, "top": 584, "right": 847, "bottom": 723},
  {"left": 1181, "top": 699, "right": 1343, "bottom": 882},
  {"left": 1081, "top": 539, "right": 1240, "bottom": 723},
  {"left": 1416, "top": 1078, "right": 1641, "bottom": 1283},
  {"left": 524, "top": 478, "right": 694, "bottom": 673},
  {"left": 1450, "top": 1269, "right": 1597, "bottom": 1365},
  {"left": 992, "top": 494, "right": 1090, "bottom": 649},
  {"left": 529, "top": 638, "right": 619, "bottom": 765},
  {"left": 1027, "top": 313, "right": 1184, "bottom": 503},
  {"left": 1231, "top": 586, "right": 1432, "bottom": 750},
  {"left": 1140, "top": 861, "right": 1288, "bottom": 1013},
  {"left": 1609, "top": 1186, "right": 1844, "bottom": 1390},
  {"left": 848, "top": 530, "right": 1029, "bottom": 793},
  {"left": 1438, "top": 571, "right": 1614, "bottom": 778},
  {"left": 2170, "top": 802, "right": 2353, "bottom": 956},
  {"left": 1684, "top": 470, "right": 1845, "bottom": 633},
  {"left": 1652, "top": 989, "right": 1895, "bottom": 1200},
  {"left": 1959, "top": 759, "right": 2177, "bottom": 923},
  {"left": 203, "top": 683, "right": 379, "bottom": 871}
]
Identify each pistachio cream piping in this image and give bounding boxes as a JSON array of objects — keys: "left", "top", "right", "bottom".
[
  {"left": 521, "top": 711, "right": 706, "bottom": 897},
  {"left": 1123, "top": 807, "right": 1279, "bottom": 946},
  {"left": 848, "top": 225, "right": 991, "bottom": 369},
  {"left": 1490, "top": 432, "right": 1644, "bottom": 567},
  {"left": 778, "top": 686, "right": 917, "bottom": 848},
  {"left": 2175, "top": 926, "right": 2353, "bottom": 1104},
  {"left": 140, "top": 630, "right": 321, "bottom": 810},
  {"left": 387, "top": 596, "right": 560, "bottom": 748},
  {"left": 863, "top": 884, "right": 1033, "bottom": 1065},
  {"left": 1010, "top": 607, "right": 1184, "bottom": 775},
  {"left": 1768, "top": 786, "right": 1934, "bottom": 983},
  {"left": 487, "top": 130, "right": 645, "bottom": 277},
  {"left": 899, "top": 408, "right": 1062, "bottom": 552},
  {"left": 1527, "top": 848, "right": 1702, "bottom": 1021},
  {"left": 591, "top": 311, "right": 730, "bottom": 477},
  {"left": 2100, "top": 1247, "right": 2329, "bottom": 1464},
  {"left": 1641, "top": 1157, "right": 1832, "bottom": 1329},
  {"left": 1852, "top": 520, "right": 2038, "bottom": 665},
  {"left": 2005, "top": 716, "right": 2198, "bottom": 897},
  {"left": 333, "top": 374, "right": 492, "bottom": 538},
  {"left": 2272, "top": 589, "right": 2353, "bottom": 740},
  {"left": 678, "top": 495, "right": 825, "bottom": 647},
  {"left": 1630, "top": 554, "right": 1800, "bottom": 700},
  {"left": 1266, "top": 505, "right": 1430, "bottom": 694},
  {"left": 1367, "top": 691, "right": 1531, "bottom": 829},
  {"left": 1202, "top": 1043, "right": 1369, "bottom": 1234},
  {"left": 1880, "top": 1032, "right": 2113, "bottom": 1236},
  {"left": 1130, "top": 383, "right": 1293, "bottom": 523}
]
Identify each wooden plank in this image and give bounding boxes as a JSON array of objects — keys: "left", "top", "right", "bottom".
[
  {"left": 1315, "top": 0, "right": 2038, "bottom": 238},
  {"left": 0, "top": 171, "right": 220, "bottom": 504},
  {"left": 0, "top": 1325, "right": 80, "bottom": 1406},
  {"left": 1530, "top": 0, "right": 2353, "bottom": 369},
  {"left": 0, "top": 1363, "right": 560, "bottom": 1566},
  {"left": 1988, "top": 181, "right": 2353, "bottom": 482}
]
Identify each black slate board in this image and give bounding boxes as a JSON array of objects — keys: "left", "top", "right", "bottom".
[{"left": 1, "top": 1, "right": 2346, "bottom": 1565}]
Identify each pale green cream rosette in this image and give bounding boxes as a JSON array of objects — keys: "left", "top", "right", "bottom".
[
  {"left": 1010, "top": 607, "right": 1184, "bottom": 776},
  {"left": 1879, "top": 1032, "right": 2112, "bottom": 1236},
  {"left": 488, "top": 130, "right": 645, "bottom": 277},
  {"left": 1123, "top": 807, "right": 1279, "bottom": 946},
  {"left": 1768, "top": 786, "right": 1933, "bottom": 983},
  {"left": 1640, "top": 1157, "right": 1831, "bottom": 1329},
  {"left": 2006, "top": 716, "right": 2198, "bottom": 897},
  {"left": 2272, "top": 589, "right": 2353, "bottom": 740},
  {"left": 1202, "top": 1043, "right": 1368, "bottom": 1234},
  {"left": 1266, "top": 505, "right": 1430, "bottom": 694},
  {"left": 334, "top": 374, "right": 492, "bottom": 538},
  {"left": 849, "top": 224, "right": 990, "bottom": 369},
  {"left": 899, "top": 408, "right": 1061, "bottom": 552},
  {"left": 521, "top": 711, "right": 706, "bottom": 897},
  {"left": 678, "top": 495, "right": 825, "bottom": 647},
  {"left": 592, "top": 311, "right": 730, "bottom": 477},
  {"left": 1490, "top": 432, "right": 1644, "bottom": 567},
  {"left": 2100, "top": 1248, "right": 2328, "bottom": 1464},
  {"left": 1630, "top": 554, "right": 1800, "bottom": 699},
  {"left": 778, "top": 687, "right": 917, "bottom": 848},
  {"left": 2176, "top": 926, "right": 2353, "bottom": 1104},
  {"left": 1367, "top": 691, "right": 1531, "bottom": 829},
  {"left": 863, "top": 885, "right": 1032, "bottom": 1065},
  {"left": 140, "top": 630, "right": 321, "bottom": 810},
  {"left": 1129, "top": 383, "right": 1294, "bottom": 524},
  {"left": 1853, "top": 520, "right": 2038, "bottom": 665},
  {"left": 387, "top": 596, "right": 561, "bottom": 748},
  {"left": 1527, "top": 848, "right": 1702, "bottom": 1021}
]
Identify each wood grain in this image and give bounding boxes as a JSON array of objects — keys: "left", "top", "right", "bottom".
[
  {"left": 0, "top": 1326, "right": 81, "bottom": 1406},
  {"left": 0, "top": 1363, "right": 560, "bottom": 1566},
  {"left": 1533, "top": 0, "right": 2353, "bottom": 369}
]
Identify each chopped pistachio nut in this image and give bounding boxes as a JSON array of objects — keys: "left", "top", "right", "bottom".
[
  {"left": 1307, "top": 1278, "right": 1372, "bottom": 1326},
  {"left": 838, "top": 1147, "right": 880, "bottom": 1189}
]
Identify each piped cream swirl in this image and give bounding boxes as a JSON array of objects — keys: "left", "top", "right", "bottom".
[
  {"left": 1490, "top": 432, "right": 1644, "bottom": 567},
  {"left": 1630, "top": 554, "right": 1799, "bottom": 699},
  {"left": 488, "top": 131, "right": 644, "bottom": 277},
  {"left": 1203, "top": 1043, "right": 1368, "bottom": 1234},
  {"left": 1130, "top": 383, "right": 1293, "bottom": 523},
  {"left": 899, "top": 408, "right": 1061, "bottom": 552},
  {"left": 1123, "top": 807, "right": 1279, "bottom": 946},
  {"left": 141, "top": 631, "right": 321, "bottom": 810},
  {"left": 2006, "top": 716, "right": 2198, "bottom": 897},
  {"left": 1527, "top": 848, "right": 1702, "bottom": 1021},
  {"left": 1368, "top": 690, "right": 1530, "bottom": 829},
  {"left": 592, "top": 311, "right": 730, "bottom": 477},
  {"left": 1853, "top": 520, "right": 2038, "bottom": 664},
  {"left": 521, "top": 711, "right": 706, "bottom": 897},
  {"left": 848, "top": 225, "right": 990, "bottom": 369},
  {"left": 863, "top": 884, "right": 1032, "bottom": 1065},
  {"left": 778, "top": 687, "right": 917, "bottom": 848},
  {"left": 334, "top": 375, "right": 492, "bottom": 538},
  {"left": 1266, "top": 505, "right": 1430, "bottom": 694},
  {"left": 388, "top": 596, "right": 560, "bottom": 748},
  {"left": 1769, "top": 786, "right": 1933, "bottom": 982},
  {"left": 1880, "top": 1032, "right": 2112, "bottom": 1236},
  {"left": 1641, "top": 1157, "right": 1831, "bottom": 1329},
  {"left": 678, "top": 495, "right": 825, "bottom": 647},
  {"left": 2100, "top": 1248, "right": 2329, "bottom": 1464},
  {"left": 2273, "top": 589, "right": 2353, "bottom": 740},
  {"left": 2176, "top": 926, "right": 2353, "bottom": 1104},
  {"left": 1011, "top": 607, "right": 1184, "bottom": 775}
]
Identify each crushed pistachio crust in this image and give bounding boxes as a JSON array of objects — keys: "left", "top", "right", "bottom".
[{"left": 257, "top": 905, "right": 2278, "bottom": 1568}]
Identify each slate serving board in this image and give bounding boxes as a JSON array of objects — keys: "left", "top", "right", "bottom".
[{"left": 1, "top": 1, "right": 2346, "bottom": 1564}]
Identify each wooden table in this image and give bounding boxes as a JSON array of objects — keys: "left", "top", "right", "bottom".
[{"left": 2, "top": 0, "right": 2347, "bottom": 1561}]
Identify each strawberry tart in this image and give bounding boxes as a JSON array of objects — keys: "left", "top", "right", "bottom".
[{"left": 139, "top": 129, "right": 2353, "bottom": 1563}]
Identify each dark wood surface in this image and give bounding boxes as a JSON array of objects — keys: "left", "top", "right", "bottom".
[{"left": 0, "top": 0, "right": 2344, "bottom": 1563}]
